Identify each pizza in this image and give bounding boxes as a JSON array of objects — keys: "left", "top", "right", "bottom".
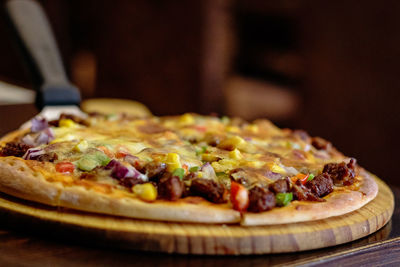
[{"left": 0, "top": 112, "right": 378, "bottom": 225}]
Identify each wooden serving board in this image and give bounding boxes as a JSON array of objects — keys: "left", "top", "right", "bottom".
[{"left": 0, "top": 176, "right": 394, "bottom": 255}]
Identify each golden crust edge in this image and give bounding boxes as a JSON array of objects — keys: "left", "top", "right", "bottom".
[{"left": 0, "top": 158, "right": 241, "bottom": 224}]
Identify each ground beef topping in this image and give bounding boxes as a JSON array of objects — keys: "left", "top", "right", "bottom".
[
  {"left": 323, "top": 159, "right": 356, "bottom": 186},
  {"left": 311, "top": 136, "right": 332, "bottom": 151},
  {"left": 291, "top": 180, "right": 323, "bottom": 202},
  {"left": 305, "top": 173, "right": 333, "bottom": 197},
  {"left": 119, "top": 176, "right": 145, "bottom": 188},
  {"left": 0, "top": 142, "right": 32, "bottom": 157},
  {"left": 190, "top": 178, "right": 227, "bottom": 204},
  {"left": 144, "top": 161, "right": 166, "bottom": 182},
  {"left": 269, "top": 178, "right": 290, "bottom": 194},
  {"left": 158, "top": 173, "right": 184, "bottom": 201},
  {"left": 248, "top": 186, "right": 276, "bottom": 212}
]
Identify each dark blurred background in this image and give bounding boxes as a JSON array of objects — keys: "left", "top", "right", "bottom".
[{"left": 0, "top": 0, "right": 399, "bottom": 185}]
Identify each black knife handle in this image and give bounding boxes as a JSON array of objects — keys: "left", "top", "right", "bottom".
[{"left": 5, "top": 0, "right": 81, "bottom": 108}]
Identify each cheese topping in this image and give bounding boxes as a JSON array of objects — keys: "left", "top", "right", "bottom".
[{"left": 1, "top": 112, "right": 355, "bottom": 212}]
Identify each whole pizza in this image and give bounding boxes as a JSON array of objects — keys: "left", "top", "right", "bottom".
[{"left": 0, "top": 112, "right": 378, "bottom": 225}]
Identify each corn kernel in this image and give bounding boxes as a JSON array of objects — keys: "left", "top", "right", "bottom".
[
  {"left": 59, "top": 119, "right": 76, "bottom": 128},
  {"left": 197, "top": 171, "right": 203, "bottom": 178},
  {"left": 218, "top": 136, "right": 246, "bottom": 151},
  {"left": 179, "top": 113, "right": 195, "bottom": 125},
  {"left": 226, "top": 126, "right": 239, "bottom": 133},
  {"left": 49, "top": 134, "right": 76, "bottom": 144},
  {"left": 201, "top": 153, "right": 219, "bottom": 162},
  {"left": 229, "top": 149, "right": 242, "bottom": 160},
  {"left": 267, "top": 162, "right": 286, "bottom": 174},
  {"left": 133, "top": 183, "right": 157, "bottom": 201},
  {"left": 73, "top": 140, "right": 88, "bottom": 152},
  {"left": 165, "top": 153, "right": 182, "bottom": 172},
  {"left": 306, "top": 153, "right": 316, "bottom": 163}
]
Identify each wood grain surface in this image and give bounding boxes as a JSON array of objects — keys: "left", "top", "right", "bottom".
[{"left": 0, "top": 176, "right": 393, "bottom": 255}]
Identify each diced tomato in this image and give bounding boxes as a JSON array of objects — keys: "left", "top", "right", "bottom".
[
  {"left": 182, "top": 164, "right": 188, "bottom": 173},
  {"left": 134, "top": 160, "right": 142, "bottom": 170},
  {"left": 97, "top": 146, "right": 114, "bottom": 158},
  {"left": 115, "top": 150, "right": 128, "bottom": 158},
  {"left": 55, "top": 162, "right": 75, "bottom": 174},
  {"left": 230, "top": 181, "right": 249, "bottom": 212},
  {"left": 291, "top": 173, "right": 309, "bottom": 185}
]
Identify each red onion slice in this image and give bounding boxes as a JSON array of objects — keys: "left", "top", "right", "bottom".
[
  {"left": 31, "top": 117, "right": 48, "bottom": 133},
  {"left": 106, "top": 159, "right": 147, "bottom": 181},
  {"left": 22, "top": 127, "right": 54, "bottom": 146},
  {"left": 105, "top": 159, "right": 119, "bottom": 170},
  {"left": 23, "top": 148, "right": 45, "bottom": 160},
  {"left": 35, "top": 128, "right": 54, "bottom": 145},
  {"left": 112, "top": 163, "right": 130, "bottom": 179}
]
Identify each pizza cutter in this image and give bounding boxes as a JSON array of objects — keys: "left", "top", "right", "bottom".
[{"left": 5, "top": 0, "right": 85, "bottom": 128}]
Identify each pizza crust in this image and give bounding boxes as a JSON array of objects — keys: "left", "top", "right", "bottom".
[
  {"left": 0, "top": 158, "right": 61, "bottom": 206},
  {"left": 0, "top": 157, "right": 241, "bottom": 224},
  {"left": 241, "top": 170, "right": 378, "bottom": 226}
]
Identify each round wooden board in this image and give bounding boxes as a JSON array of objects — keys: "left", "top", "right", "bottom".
[{"left": 0, "top": 176, "right": 394, "bottom": 255}]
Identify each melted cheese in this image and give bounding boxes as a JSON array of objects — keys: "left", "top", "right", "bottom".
[{"left": 29, "top": 113, "right": 347, "bottom": 188}]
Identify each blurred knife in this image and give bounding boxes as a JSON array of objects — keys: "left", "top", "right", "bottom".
[{"left": 5, "top": 0, "right": 85, "bottom": 128}]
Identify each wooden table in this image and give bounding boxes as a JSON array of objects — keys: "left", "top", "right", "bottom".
[{"left": 0, "top": 104, "right": 399, "bottom": 266}]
